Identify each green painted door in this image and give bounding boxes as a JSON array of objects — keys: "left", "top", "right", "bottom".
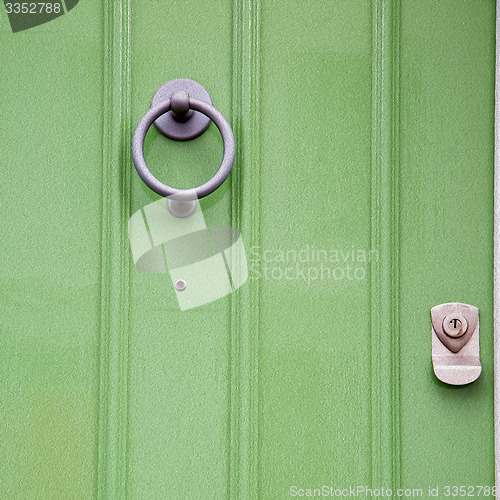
[{"left": 0, "top": 1, "right": 495, "bottom": 498}]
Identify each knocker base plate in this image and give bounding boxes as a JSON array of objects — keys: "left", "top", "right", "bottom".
[{"left": 152, "top": 78, "right": 213, "bottom": 140}]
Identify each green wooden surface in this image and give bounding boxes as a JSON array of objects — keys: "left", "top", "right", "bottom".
[{"left": 0, "top": 1, "right": 495, "bottom": 499}]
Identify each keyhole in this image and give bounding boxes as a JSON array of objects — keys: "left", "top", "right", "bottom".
[{"left": 443, "top": 313, "right": 468, "bottom": 338}]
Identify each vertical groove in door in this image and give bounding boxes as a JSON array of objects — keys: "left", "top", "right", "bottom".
[
  {"left": 389, "top": 1, "right": 402, "bottom": 488},
  {"left": 494, "top": 0, "right": 500, "bottom": 490},
  {"left": 231, "top": 0, "right": 261, "bottom": 498},
  {"left": 97, "top": 1, "right": 132, "bottom": 498},
  {"left": 370, "top": 0, "right": 402, "bottom": 491},
  {"left": 230, "top": 1, "right": 243, "bottom": 497}
]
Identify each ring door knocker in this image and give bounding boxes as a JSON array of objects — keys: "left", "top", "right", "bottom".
[
  {"left": 132, "top": 78, "right": 235, "bottom": 217},
  {"left": 129, "top": 79, "right": 247, "bottom": 311}
]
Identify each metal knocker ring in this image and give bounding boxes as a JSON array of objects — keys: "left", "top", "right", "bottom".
[{"left": 132, "top": 80, "right": 235, "bottom": 203}]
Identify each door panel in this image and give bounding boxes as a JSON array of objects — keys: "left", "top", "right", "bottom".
[
  {"left": 258, "top": 0, "right": 373, "bottom": 491},
  {"left": 0, "top": 1, "right": 495, "bottom": 499},
  {"left": 128, "top": 1, "right": 233, "bottom": 497},
  {"left": 0, "top": 2, "right": 104, "bottom": 498},
  {"left": 399, "top": 0, "right": 495, "bottom": 489}
]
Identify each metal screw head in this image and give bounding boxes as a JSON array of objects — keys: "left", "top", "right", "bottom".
[
  {"left": 174, "top": 279, "right": 187, "bottom": 292},
  {"left": 442, "top": 313, "right": 468, "bottom": 338}
]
